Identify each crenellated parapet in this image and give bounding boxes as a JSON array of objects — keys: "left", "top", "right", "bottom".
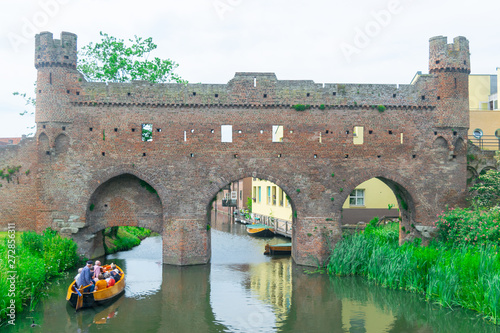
[
  {"left": 68, "top": 73, "right": 436, "bottom": 110},
  {"left": 35, "top": 31, "right": 77, "bottom": 69},
  {"left": 429, "top": 36, "right": 470, "bottom": 74}
]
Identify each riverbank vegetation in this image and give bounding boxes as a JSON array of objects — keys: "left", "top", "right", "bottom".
[
  {"left": 328, "top": 219, "right": 500, "bottom": 324},
  {"left": 103, "top": 226, "right": 152, "bottom": 254},
  {"left": 0, "top": 228, "right": 79, "bottom": 323},
  {"left": 328, "top": 169, "right": 500, "bottom": 324}
]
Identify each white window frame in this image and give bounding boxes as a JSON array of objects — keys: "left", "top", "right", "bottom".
[{"left": 349, "top": 189, "right": 365, "bottom": 206}]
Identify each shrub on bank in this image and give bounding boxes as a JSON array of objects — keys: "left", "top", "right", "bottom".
[
  {"left": 435, "top": 207, "right": 500, "bottom": 246},
  {"left": 327, "top": 223, "right": 500, "bottom": 324},
  {"left": 0, "top": 228, "right": 79, "bottom": 322}
]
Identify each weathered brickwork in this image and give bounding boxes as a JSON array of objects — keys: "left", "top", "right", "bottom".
[{"left": 0, "top": 32, "right": 470, "bottom": 266}]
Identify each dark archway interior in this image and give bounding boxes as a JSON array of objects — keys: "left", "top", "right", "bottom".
[{"left": 86, "top": 174, "right": 163, "bottom": 234}]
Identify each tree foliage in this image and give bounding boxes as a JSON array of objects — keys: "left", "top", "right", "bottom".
[
  {"left": 469, "top": 169, "right": 500, "bottom": 209},
  {"left": 77, "top": 31, "right": 186, "bottom": 84}
]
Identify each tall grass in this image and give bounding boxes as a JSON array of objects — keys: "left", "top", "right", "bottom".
[
  {"left": 0, "top": 228, "right": 79, "bottom": 323},
  {"left": 327, "top": 223, "right": 500, "bottom": 324}
]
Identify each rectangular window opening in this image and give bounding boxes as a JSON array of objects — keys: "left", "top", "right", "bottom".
[
  {"left": 221, "top": 125, "right": 233, "bottom": 142},
  {"left": 272, "top": 125, "right": 284, "bottom": 142},
  {"left": 142, "top": 124, "right": 153, "bottom": 142},
  {"left": 353, "top": 126, "right": 364, "bottom": 145}
]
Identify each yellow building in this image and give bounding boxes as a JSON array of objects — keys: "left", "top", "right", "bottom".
[
  {"left": 342, "top": 178, "right": 399, "bottom": 224},
  {"left": 250, "top": 177, "right": 398, "bottom": 226},
  {"left": 469, "top": 68, "right": 499, "bottom": 149},
  {"left": 251, "top": 178, "right": 292, "bottom": 224}
]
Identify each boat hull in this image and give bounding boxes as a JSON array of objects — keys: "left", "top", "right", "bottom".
[
  {"left": 247, "top": 227, "right": 275, "bottom": 237},
  {"left": 67, "top": 265, "right": 125, "bottom": 309},
  {"left": 264, "top": 243, "right": 292, "bottom": 255}
]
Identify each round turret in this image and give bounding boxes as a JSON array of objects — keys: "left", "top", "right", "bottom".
[
  {"left": 34, "top": 32, "right": 79, "bottom": 125},
  {"left": 429, "top": 36, "right": 470, "bottom": 74},
  {"left": 35, "top": 31, "right": 77, "bottom": 69}
]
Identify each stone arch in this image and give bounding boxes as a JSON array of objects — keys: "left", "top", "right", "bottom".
[
  {"left": 453, "top": 137, "right": 465, "bottom": 154},
  {"left": 467, "top": 166, "right": 478, "bottom": 184},
  {"left": 339, "top": 171, "right": 418, "bottom": 241},
  {"left": 38, "top": 132, "right": 50, "bottom": 157},
  {"left": 432, "top": 136, "right": 448, "bottom": 149},
  {"left": 86, "top": 173, "right": 163, "bottom": 234},
  {"left": 480, "top": 166, "right": 497, "bottom": 175},
  {"left": 54, "top": 133, "right": 70, "bottom": 155},
  {"left": 432, "top": 136, "right": 449, "bottom": 161},
  {"left": 204, "top": 170, "right": 297, "bottom": 221}
]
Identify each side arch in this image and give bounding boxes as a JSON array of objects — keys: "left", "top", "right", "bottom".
[
  {"left": 85, "top": 173, "right": 163, "bottom": 234},
  {"left": 54, "top": 133, "right": 70, "bottom": 155},
  {"left": 338, "top": 170, "right": 420, "bottom": 241}
]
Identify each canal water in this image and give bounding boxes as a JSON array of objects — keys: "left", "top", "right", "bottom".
[{"left": 5, "top": 211, "right": 500, "bottom": 332}]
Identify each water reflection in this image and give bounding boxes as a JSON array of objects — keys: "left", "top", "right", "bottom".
[
  {"left": 107, "top": 236, "right": 163, "bottom": 299},
  {"left": 5, "top": 212, "right": 500, "bottom": 332}
]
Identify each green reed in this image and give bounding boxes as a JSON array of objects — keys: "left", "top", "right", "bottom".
[{"left": 327, "top": 223, "right": 500, "bottom": 324}]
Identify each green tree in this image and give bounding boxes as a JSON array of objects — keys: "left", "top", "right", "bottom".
[
  {"left": 77, "top": 31, "right": 186, "bottom": 84},
  {"left": 469, "top": 169, "right": 500, "bottom": 209},
  {"left": 246, "top": 197, "right": 253, "bottom": 213},
  {"left": 15, "top": 32, "right": 187, "bottom": 136}
]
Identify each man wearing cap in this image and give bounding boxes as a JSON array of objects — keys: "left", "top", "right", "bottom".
[{"left": 77, "top": 260, "right": 95, "bottom": 292}]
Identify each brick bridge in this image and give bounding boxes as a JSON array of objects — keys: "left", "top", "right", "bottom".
[{"left": 0, "top": 32, "right": 470, "bottom": 266}]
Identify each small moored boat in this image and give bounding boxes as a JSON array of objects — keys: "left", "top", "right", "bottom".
[
  {"left": 246, "top": 224, "right": 275, "bottom": 237},
  {"left": 67, "top": 265, "right": 126, "bottom": 310},
  {"left": 264, "top": 243, "right": 292, "bottom": 255}
]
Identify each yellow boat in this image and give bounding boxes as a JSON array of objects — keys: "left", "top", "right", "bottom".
[
  {"left": 246, "top": 224, "right": 275, "bottom": 237},
  {"left": 66, "top": 265, "right": 125, "bottom": 310}
]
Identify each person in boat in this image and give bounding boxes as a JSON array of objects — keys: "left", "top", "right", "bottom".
[
  {"left": 95, "top": 273, "right": 108, "bottom": 291},
  {"left": 74, "top": 268, "right": 83, "bottom": 286},
  {"left": 93, "top": 260, "right": 103, "bottom": 280},
  {"left": 110, "top": 270, "right": 121, "bottom": 282},
  {"left": 77, "top": 260, "right": 95, "bottom": 292},
  {"left": 104, "top": 272, "right": 115, "bottom": 287}
]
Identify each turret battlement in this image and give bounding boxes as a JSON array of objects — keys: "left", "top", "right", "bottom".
[
  {"left": 35, "top": 31, "right": 77, "bottom": 69},
  {"left": 429, "top": 36, "right": 470, "bottom": 74}
]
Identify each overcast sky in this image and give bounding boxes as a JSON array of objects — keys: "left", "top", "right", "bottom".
[{"left": 1, "top": 0, "right": 499, "bottom": 138}]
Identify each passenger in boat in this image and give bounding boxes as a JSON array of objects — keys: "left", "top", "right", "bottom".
[
  {"left": 74, "top": 268, "right": 83, "bottom": 286},
  {"left": 77, "top": 260, "right": 95, "bottom": 292},
  {"left": 104, "top": 272, "right": 115, "bottom": 287},
  {"left": 95, "top": 274, "right": 108, "bottom": 291},
  {"left": 110, "top": 269, "right": 121, "bottom": 282},
  {"left": 93, "top": 260, "right": 102, "bottom": 279}
]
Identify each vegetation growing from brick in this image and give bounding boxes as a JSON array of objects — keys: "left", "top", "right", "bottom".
[
  {"left": 0, "top": 228, "right": 79, "bottom": 322},
  {"left": 292, "top": 104, "right": 311, "bottom": 111},
  {"left": 327, "top": 222, "right": 500, "bottom": 324}
]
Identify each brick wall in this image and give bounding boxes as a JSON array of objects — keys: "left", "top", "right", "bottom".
[{"left": 0, "top": 33, "right": 470, "bottom": 266}]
